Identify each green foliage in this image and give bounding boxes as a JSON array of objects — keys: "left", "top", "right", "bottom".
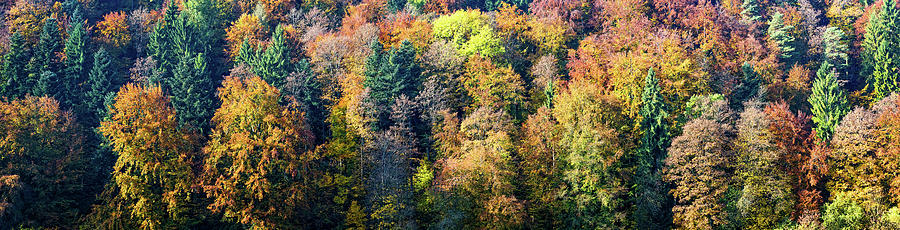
[
  {"left": 768, "top": 12, "right": 799, "bottom": 65},
  {"left": 741, "top": 0, "right": 762, "bottom": 22},
  {"left": 432, "top": 10, "right": 505, "bottom": 58},
  {"left": 363, "top": 40, "right": 421, "bottom": 130},
  {"left": 822, "top": 194, "right": 866, "bottom": 230},
  {"left": 86, "top": 48, "right": 117, "bottom": 121},
  {"left": 809, "top": 62, "right": 849, "bottom": 143},
  {"left": 239, "top": 25, "right": 292, "bottom": 89},
  {"left": 62, "top": 21, "right": 87, "bottom": 108},
  {"left": 633, "top": 69, "right": 671, "bottom": 229},
  {"left": 864, "top": 0, "right": 900, "bottom": 100},
  {"left": 169, "top": 52, "right": 216, "bottom": 132},
  {"left": 1, "top": 33, "right": 31, "bottom": 99},
  {"left": 730, "top": 63, "right": 761, "bottom": 109},
  {"left": 29, "top": 18, "right": 62, "bottom": 96},
  {"left": 822, "top": 26, "right": 850, "bottom": 76}
]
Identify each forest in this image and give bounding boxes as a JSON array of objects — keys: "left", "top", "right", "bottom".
[{"left": 0, "top": 0, "right": 899, "bottom": 229}]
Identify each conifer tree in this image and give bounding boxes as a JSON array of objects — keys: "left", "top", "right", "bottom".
[
  {"left": 364, "top": 40, "right": 421, "bottom": 130},
  {"left": 1, "top": 33, "right": 30, "bottom": 99},
  {"left": 30, "top": 18, "right": 62, "bottom": 94},
  {"left": 86, "top": 48, "right": 117, "bottom": 120},
  {"left": 864, "top": 0, "right": 900, "bottom": 99},
  {"left": 822, "top": 26, "right": 849, "bottom": 77},
  {"left": 633, "top": 69, "right": 671, "bottom": 229},
  {"left": 741, "top": 0, "right": 762, "bottom": 22},
  {"left": 809, "top": 63, "right": 849, "bottom": 143},
  {"left": 768, "top": 12, "right": 799, "bottom": 65},
  {"left": 62, "top": 21, "right": 87, "bottom": 108},
  {"left": 730, "top": 63, "right": 761, "bottom": 109},
  {"left": 168, "top": 52, "right": 216, "bottom": 132}
]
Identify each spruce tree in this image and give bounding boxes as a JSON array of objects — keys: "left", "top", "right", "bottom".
[
  {"left": 809, "top": 62, "right": 849, "bottom": 143},
  {"left": 864, "top": 0, "right": 900, "bottom": 99},
  {"left": 1, "top": 33, "right": 30, "bottom": 99},
  {"left": 633, "top": 69, "right": 671, "bottom": 230},
  {"left": 729, "top": 62, "right": 761, "bottom": 109},
  {"left": 741, "top": 0, "right": 762, "bottom": 22},
  {"left": 63, "top": 21, "right": 87, "bottom": 108},
  {"left": 168, "top": 52, "right": 216, "bottom": 133},
  {"left": 768, "top": 12, "right": 799, "bottom": 65},
  {"left": 30, "top": 18, "right": 63, "bottom": 94},
  {"left": 255, "top": 25, "right": 291, "bottom": 89},
  {"left": 363, "top": 40, "right": 421, "bottom": 130},
  {"left": 86, "top": 48, "right": 117, "bottom": 121},
  {"left": 822, "top": 26, "right": 849, "bottom": 77}
]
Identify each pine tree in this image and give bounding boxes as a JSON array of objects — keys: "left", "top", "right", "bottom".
[
  {"left": 0, "top": 33, "right": 30, "bottom": 99},
  {"left": 62, "top": 21, "right": 87, "bottom": 108},
  {"left": 633, "top": 69, "right": 672, "bottom": 229},
  {"left": 86, "top": 48, "right": 117, "bottom": 121},
  {"left": 865, "top": 0, "right": 900, "bottom": 99},
  {"left": 768, "top": 12, "right": 799, "bottom": 65},
  {"left": 809, "top": 62, "right": 849, "bottom": 143}
]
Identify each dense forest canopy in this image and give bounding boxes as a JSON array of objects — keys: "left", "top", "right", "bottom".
[{"left": 0, "top": 0, "right": 899, "bottom": 229}]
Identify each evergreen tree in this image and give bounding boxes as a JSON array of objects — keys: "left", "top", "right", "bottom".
[
  {"left": 168, "top": 52, "right": 216, "bottom": 133},
  {"left": 809, "top": 63, "right": 849, "bottom": 143},
  {"left": 254, "top": 25, "right": 291, "bottom": 89},
  {"left": 768, "top": 12, "right": 799, "bottom": 65},
  {"left": 32, "top": 71, "right": 57, "bottom": 97},
  {"left": 63, "top": 21, "right": 87, "bottom": 108},
  {"left": 633, "top": 69, "right": 671, "bottom": 229},
  {"left": 86, "top": 48, "right": 117, "bottom": 121},
  {"left": 363, "top": 40, "right": 421, "bottom": 130},
  {"left": 864, "top": 0, "right": 900, "bottom": 100},
  {"left": 29, "top": 18, "right": 62, "bottom": 95},
  {"left": 284, "top": 59, "right": 327, "bottom": 142},
  {"left": 741, "top": 0, "right": 762, "bottom": 22},
  {"left": 0, "top": 33, "right": 30, "bottom": 99},
  {"left": 729, "top": 62, "right": 761, "bottom": 109},
  {"left": 822, "top": 26, "right": 849, "bottom": 78}
]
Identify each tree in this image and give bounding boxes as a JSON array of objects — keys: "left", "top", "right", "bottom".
[
  {"left": 822, "top": 194, "right": 867, "bottom": 230},
  {"left": 553, "top": 79, "right": 629, "bottom": 228},
  {"left": 432, "top": 10, "right": 505, "bottom": 58},
  {"left": 865, "top": 0, "right": 900, "bottom": 100},
  {"left": 729, "top": 63, "right": 761, "bottom": 110},
  {"left": 519, "top": 107, "right": 563, "bottom": 228},
  {"left": 62, "top": 21, "right": 87, "bottom": 109},
  {"left": 28, "top": 17, "right": 62, "bottom": 95},
  {"left": 741, "top": 0, "right": 762, "bottom": 22},
  {"left": 363, "top": 40, "right": 422, "bottom": 130},
  {"left": 168, "top": 52, "right": 216, "bottom": 133},
  {"left": 438, "top": 107, "right": 524, "bottom": 228},
  {"left": 809, "top": 63, "right": 849, "bottom": 143},
  {"left": 821, "top": 26, "right": 849, "bottom": 78},
  {"left": 665, "top": 109, "right": 735, "bottom": 229},
  {"left": 462, "top": 56, "right": 525, "bottom": 115},
  {"left": 633, "top": 69, "right": 672, "bottom": 229},
  {"left": 98, "top": 84, "right": 200, "bottom": 230},
  {"left": 1, "top": 33, "right": 30, "bottom": 99},
  {"left": 86, "top": 48, "right": 118, "bottom": 121},
  {"left": 0, "top": 96, "right": 90, "bottom": 228},
  {"left": 203, "top": 76, "right": 314, "bottom": 229},
  {"left": 735, "top": 101, "right": 794, "bottom": 229},
  {"left": 237, "top": 25, "right": 293, "bottom": 90},
  {"left": 768, "top": 12, "right": 799, "bottom": 66}
]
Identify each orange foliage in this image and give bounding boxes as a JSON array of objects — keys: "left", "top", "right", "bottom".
[
  {"left": 377, "top": 13, "right": 433, "bottom": 51},
  {"left": 6, "top": 0, "right": 49, "bottom": 43},
  {"left": 225, "top": 13, "right": 267, "bottom": 59},
  {"left": 340, "top": 0, "right": 385, "bottom": 35},
  {"left": 96, "top": 12, "right": 131, "bottom": 48}
]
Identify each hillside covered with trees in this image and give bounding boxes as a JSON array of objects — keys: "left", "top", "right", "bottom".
[{"left": 0, "top": 0, "right": 899, "bottom": 229}]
